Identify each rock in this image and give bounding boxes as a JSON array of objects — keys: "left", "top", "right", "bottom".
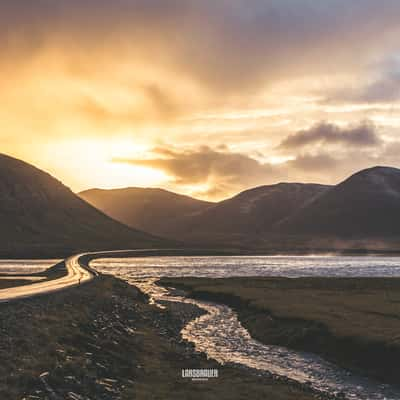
[{"left": 67, "top": 392, "right": 84, "bottom": 400}]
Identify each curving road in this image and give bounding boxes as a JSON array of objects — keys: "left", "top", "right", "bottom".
[
  {"left": 0, "top": 249, "right": 217, "bottom": 303},
  {"left": 0, "top": 253, "right": 97, "bottom": 303}
]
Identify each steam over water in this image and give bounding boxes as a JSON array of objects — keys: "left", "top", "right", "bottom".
[{"left": 92, "top": 255, "right": 400, "bottom": 400}]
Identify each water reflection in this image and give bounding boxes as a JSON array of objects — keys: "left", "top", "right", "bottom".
[
  {"left": 91, "top": 255, "right": 400, "bottom": 279},
  {"left": 0, "top": 260, "right": 60, "bottom": 274}
]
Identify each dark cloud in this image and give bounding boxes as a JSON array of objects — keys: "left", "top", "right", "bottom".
[
  {"left": 279, "top": 122, "right": 381, "bottom": 150},
  {"left": 114, "top": 145, "right": 276, "bottom": 186},
  {"left": 2, "top": 1, "right": 400, "bottom": 92}
]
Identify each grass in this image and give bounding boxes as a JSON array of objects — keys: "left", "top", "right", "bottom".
[
  {"left": 160, "top": 276, "right": 400, "bottom": 384},
  {"left": 0, "top": 274, "right": 324, "bottom": 400}
]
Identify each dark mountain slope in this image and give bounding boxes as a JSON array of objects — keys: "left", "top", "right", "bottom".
[
  {"left": 0, "top": 154, "right": 164, "bottom": 257},
  {"left": 170, "top": 183, "right": 330, "bottom": 243},
  {"left": 277, "top": 166, "right": 400, "bottom": 237},
  {"left": 79, "top": 187, "right": 214, "bottom": 238}
]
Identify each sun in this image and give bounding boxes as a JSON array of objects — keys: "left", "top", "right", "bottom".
[
  {"left": 97, "top": 161, "right": 169, "bottom": 189},
  {"left": 34, "top": 137, "right": 170, "bottom": 192}
]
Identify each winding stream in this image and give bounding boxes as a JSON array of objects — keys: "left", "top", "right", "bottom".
[{"left": 92, "top": 255, "right": 400, "bottom": 400}]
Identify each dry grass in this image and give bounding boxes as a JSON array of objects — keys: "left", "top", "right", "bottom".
[{"left": 161, "top": 276, "right": 400, "bottom": 384}]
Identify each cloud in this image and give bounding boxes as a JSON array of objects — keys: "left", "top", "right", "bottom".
[
  {"left": 112, "top": 134, "right": 400, "bottom": 199},
  {"left": 1, "top": 1, "right": 400, "bottom": 198},
  {"left": 2, "top": 1, "right": 400, "bottom": 93},
  {"left": 289, "top": 153, "right": 337, "bottom": 172},
  {"left": 113, "top": 145, "right": 300, "bottom": 198},
  {"left": 323, "top": 58, "right": 400, "bottom": 104},
  {"left": 77, "top": 84, "right": 180, "bottom": 127},
  {"left": 358, "top": 74, "right": 400, "bottom": 103},
  {"left": 279, "top": 121, "right": 381, "bottom": 150},
  {"left": 114, "top": 145, "right": 275, "bottom": 186}
]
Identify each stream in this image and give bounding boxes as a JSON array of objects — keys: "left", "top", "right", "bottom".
[{"left": 91, "top": 255, "right": 400, "bottom": 400}]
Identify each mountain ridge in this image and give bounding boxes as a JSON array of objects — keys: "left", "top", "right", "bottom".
[
  {"left": 2, "top": 154, "right": 399, "bottom": 257},
  {"left": 79, "top": 186, "right": 214, "bottom": 238},
  {"left": 80, "top": 166, "right": 400, "bottom": 252},
  {"left": 276, "top": 166, "right": 400, "bottom": 237},
  {"left": 81, "top": 182, "right": 330, "bottom": 243},
  {"left": 0, "top": 153, "right": 165, "bottom": 257}
]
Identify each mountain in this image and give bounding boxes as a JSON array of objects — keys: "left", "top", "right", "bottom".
[
  {"left": 277, "top": 166, "right": 400, "bottom": 238},
  {"left": 79, "top": 187, "right": 214, "bottom": 237},
  {"left": 78, "top": 166, "right": 400, "bottom": 253},
  {"left": 170, "top": 182, "right": 330, "bottom": 244},
  {"left": 81, "top": 183, "right": 329, "bottom": 245},
  {"left": 0, "top": 153, "right": 164, "bottom": 257}
]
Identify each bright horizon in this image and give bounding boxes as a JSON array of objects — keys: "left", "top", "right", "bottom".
[{"left": 2, "top": 2, "right": 400, "bottom": 200}]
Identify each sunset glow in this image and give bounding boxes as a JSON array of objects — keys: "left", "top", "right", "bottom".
[{"left": 2, "top": 1, "right": 400, "bottom": 199}]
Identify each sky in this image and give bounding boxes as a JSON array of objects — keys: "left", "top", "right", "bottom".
[{"left": 2, "top": 0, "right": 400, "bottom": 200}]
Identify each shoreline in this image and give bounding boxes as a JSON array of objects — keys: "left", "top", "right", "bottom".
[{"left": 4, "top": 247, "right": 400, "bottom": 260}]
